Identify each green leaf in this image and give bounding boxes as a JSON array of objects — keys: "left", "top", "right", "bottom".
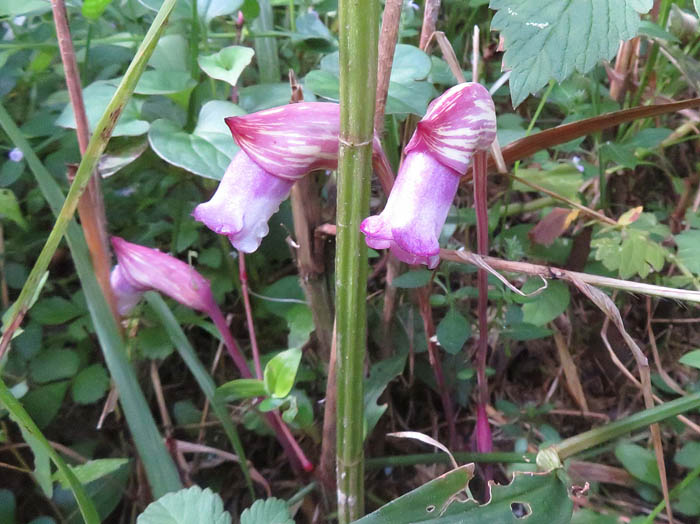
[
  {"left": 148, "top": 35, "right": 190, "bottom": 72},
  {"left": 71, "top": 364, "right": 110, "bottom": 405},
  {"left": 680, "top": 350, "right": 700, "bottom": 370},
  {"left": 593, "top": 229, "right": 668, "bottom": 279},
  {"left": 676, "top": 230, "right": 700, "bottom": 274},
  {"left": 512, "top": 165, "right": 583, "bottom": 201},
  {"left": 139, "top": 0, "right": 243, "bottom": 23},
  {"left": 53, "top": 459, "right": 130, "bottom": 488},
  {"left": 436, "top": 309, "right": 471, "bottom": 354},
  {"left": 137, "top": 326, "right": 175, "bottom": 359},
  {"left": 30, "top": 349, "right": 80, "bottom": 384},
  {"left": 355, "top": 467, "right": 572, "bottom": 523},
  {"left": 364, "top": 354, "right": 406, "bottom": 440},
  {"left": 22, "top": 381, "right": 69, "bottom": 429},
  {"left": 133, "top": 71, "right": 197, "bottom": 95},
  {"left": 615, "top": 442, "right": 661, "bottom": 487},
  {"left": 137, "top": 486, "right": 231, "bottom": 524},
  {"left": 391, "top": 269, "right": 432, "bottom": 288},
  {"left": 82, "top": 0, "right": 113, "bottom": 19},
  {"left": 30, "top": 297, "right": 83, "bottom": 325},
  {"left": 0, "top": 489, "right": 15, "bottom": 524},
  {"left": 695, "top": 0, "right": 700, "bottom": 17},
  {"left": 0, "top": 0, "right": 49, "bottom": 16},
  {"left": 148, "top": 100, "right": 244, "bottom": 179},
  {"left": 216, "top": 379, "right": 267, "bottom": 401},
  {"left": 19, "top": 425, "right": 53, "bottom": 497},
  {"left": 285, "top": 304, "right": 314, "bottom": 349},
  {"left": 198, "top": 46, "right": 255, "bottom": 87},
  {"left": 521, "top": 279, "right": 570, "bottom": 326},
  {"left": 503, "top": 322, "right": 553, "bottom": 341},
  {"left": 264, "top": 348, "right": 302, "bottom": 398},
  {"left": 674, "top": 441, "right": 700, "bottom": 469},
  {"left": 0, "top": 189, "right": 27, "bottom": 229},
  {"left": 55, "top": 82, "right": 149, "bottom": 137},
  {"left": 294, "top": 12, "right": 336, "bottom": 46},
  {"left": 239, "top": 498, "right": 293, "bottom": 524},
  {"left": 490, "top": 0, "right": 650, "bottom": 107}
]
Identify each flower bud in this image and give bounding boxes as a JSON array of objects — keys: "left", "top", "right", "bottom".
[{"left": 110, "top": 236, "right": 215, "bottom": 315}]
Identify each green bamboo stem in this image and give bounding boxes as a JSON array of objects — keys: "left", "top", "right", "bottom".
[
  {"left": 0, "top": 378, "right": 100, "bottom": 524},
  {"left": 336, "top": 0, "right": 379, "bottom": 518},
  {"left": 552, "top": 391, "right": 700, "bottom": 460},
  {"left": 0, "top": 0, "right": 176, "bottom": 356}
]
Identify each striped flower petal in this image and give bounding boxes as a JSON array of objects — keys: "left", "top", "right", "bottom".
[
  {"left": 111, "top": 236, "right": 216, "bottom": 315},
  {"left": 404, "top": 82, "right": 497, "bottom": 174}
]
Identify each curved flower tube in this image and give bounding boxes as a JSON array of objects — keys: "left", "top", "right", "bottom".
[
  {"left": 361, "top": 82, "right": 497, "bottom": 268},
  {"left": 110, "top": 236, "right": 215, "bottom": 315},
  {"left": 194, "top": 102, "right": 395, "bottom": 253}
]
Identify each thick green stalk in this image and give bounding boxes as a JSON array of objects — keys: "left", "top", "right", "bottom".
[
  {"left": 336, "top": 0, "right": 379, "bottom": 519},
  {"left": 145, "top": 293, "right": 254, "bottom": 497},
  {"left": 0, "top": 378, "right": 100, "bottom": 524},
  {"left": 0, "top": 0, "right": 176, "bottom": 355},
  {"left": 0, "top": 106, "right": 182, "bottom": 495},
  {"left": 552, "top": 391, "right": 700, "bottom": 460}
]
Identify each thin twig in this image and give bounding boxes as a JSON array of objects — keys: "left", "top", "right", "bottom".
[
  {"left": 239, "top": 254, "right": 263, "bottom": 379},
  {"left": 374, "top": 0, "right": 403, "bottom": 136}
]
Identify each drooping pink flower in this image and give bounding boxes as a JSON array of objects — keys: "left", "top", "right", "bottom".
[
  {"left": 361, "top": 83, "right": 497, "bottom": 268},
  {"left": 110, "top": 236, "right": 216, "bottom": 315},
  {"left": 194, "top": 102, "right": 394, "bottom": 253}
]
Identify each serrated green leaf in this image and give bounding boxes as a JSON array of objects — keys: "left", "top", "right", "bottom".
[
  {"left": 490, "top": 0, "right": 649, "bottom": 107},
  {"left": 137, "top": 486, "right": 231, "bottom": 524},
  {"left": 82, "top": 0, "right": 113, "bottom": 19},
  {"left": 29, "top": 297, "right": 83, "bottom": 325},
  {"left": 239, "top": 498, "right": 293, "bottom": 524},
  {"left": 676, "top": 230, "right": 700, "bottom": 274},
  {"left": 436, "top": 309, "right": 471, "bottom": 354},
  {"left": 391, "top": 269, "right": 432, "bottom": 288},
  {"left": 71, "top": 364, "right": 109, "bottom": 405},
  {"left": 22, "top": 381, "right": 69, "bottom": 429},
  {"left": 198, "top": 46, "right": 255, "bottom": 87},
  {"left": 264, "top": 348, "right": 302, "bottom": 398},
  {"left": 216, "top": 379, "right": 267, "bottom": 402},
  {"left": 0, "top": 189, "right": 27, "bottom": 229},
  {"left": 521, "top": 279, "right": 570, "bottom": 326}
]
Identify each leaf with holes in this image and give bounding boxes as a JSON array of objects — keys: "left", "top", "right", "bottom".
[
  {"left": 356, "top": 467, "right": 572, "bottom": 523},
  {"left": 490, "top": 0, "right": 652, "bottom": 107}
]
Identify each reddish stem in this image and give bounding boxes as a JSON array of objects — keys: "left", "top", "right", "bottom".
[
  {"left": 209, "top": 304, "right": 313, "bottom": 473},
  {"left": 417, "top": 286, "right": 457, "bottom": 449},
  {"left": 239, "top": 254, "right": 264, "bottom": 379},
  {"left": 472, "top": 149, "right": 492, "bottom": 453}
]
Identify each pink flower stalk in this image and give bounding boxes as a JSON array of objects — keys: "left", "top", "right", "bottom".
[
  {"left": 110, "top": 236, "right": 215, "bottom": 316},
  {"left": 360, "top": 82, "right": 497, "bottom": 268},
  {"left": 110, "top": 236, "right": 313, "bottom": 473},
  {"left": 193, "top": 102, "right": 394, "bottom": 253}
]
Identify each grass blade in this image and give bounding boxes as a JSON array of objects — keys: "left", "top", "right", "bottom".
[{"left": 0, "top": 378, "right": 100, "bottom": 524}]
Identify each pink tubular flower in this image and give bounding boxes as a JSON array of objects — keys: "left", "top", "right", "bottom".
[
  {"left": 194, "top": 102, "right": 394, "bottom": 253},
  {"left": 110, "top": 236, "right": 215, "bottom": 315},
  {"left": 361, "top": 82, "right": 497, "bottom": 268}
]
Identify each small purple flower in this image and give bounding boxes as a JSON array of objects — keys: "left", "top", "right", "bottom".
[
  {"left": 8, "top": 148, "right": 23, "bottom": 163},
  {"left": 195, "top": 102, "right": 393, "bottom": 253},
  {"left": 361, "top": 83, "right": 497, "bottom": 268},
  {"left": 110, "top": 236, "right": 215, "bottom": 315}
]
